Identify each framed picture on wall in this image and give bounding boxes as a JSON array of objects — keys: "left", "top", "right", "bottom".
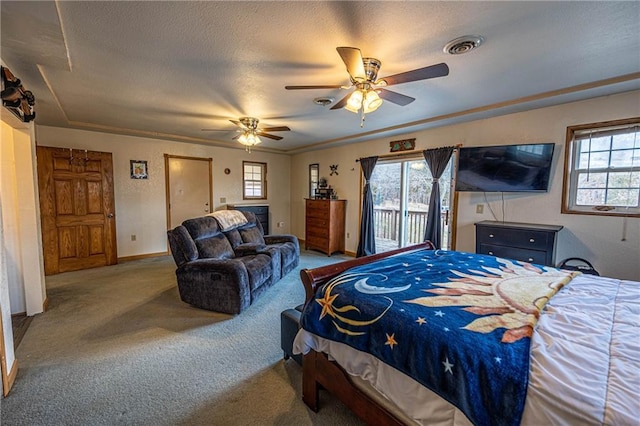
[{"left": 130, "top": 160, "right": 148, "bottom": 179}]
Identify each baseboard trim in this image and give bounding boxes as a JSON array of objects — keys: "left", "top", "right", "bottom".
[
  {"left": 42, "top": 297, "right": 50, "bottom": 312},
  {"left": 345, "top": 250, "right": 357, "bottom": 257},
  {"left": 118, "top": 251, "right": 169, "bottom": 262}
]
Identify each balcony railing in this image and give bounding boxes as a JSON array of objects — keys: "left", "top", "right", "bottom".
[{"left": 373, "top": 207, "right": 448, "bottom": 251}]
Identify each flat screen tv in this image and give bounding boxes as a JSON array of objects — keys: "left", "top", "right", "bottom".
[{"left": 455, "top": 143, "right": 555, "bottom": 192}]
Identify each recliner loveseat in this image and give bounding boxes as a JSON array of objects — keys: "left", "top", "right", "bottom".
[{"left": 167, "top": 211, "right": 299, "bottom": 314}]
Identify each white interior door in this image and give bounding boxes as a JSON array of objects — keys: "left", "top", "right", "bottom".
[{"left": 165, "top": 155, "right": 212, "bottom": 229}]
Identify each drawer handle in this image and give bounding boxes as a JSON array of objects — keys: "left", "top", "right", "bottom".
[
  {"left": 488, "top": 251, "right": 494, "bottom": 255},
  {"left": 529, "top": 238, "right": 535, "bottom": 243},
  {"left": 488, "top": 234, "right": 494, "bottom": 238}
]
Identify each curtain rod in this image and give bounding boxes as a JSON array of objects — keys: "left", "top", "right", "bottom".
[{"left": 355, "top": 144, "right": 462, "bottom": 162}]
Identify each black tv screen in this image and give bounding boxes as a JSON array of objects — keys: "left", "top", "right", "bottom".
[{"left": 455, "top": 143, "right": 555, "bottom": 192}]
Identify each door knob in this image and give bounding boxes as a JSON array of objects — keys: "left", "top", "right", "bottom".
[{"left": 107, "top": 213, "right": 114, "bottom": 218}]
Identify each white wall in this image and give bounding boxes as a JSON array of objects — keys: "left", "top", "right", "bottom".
[
  {"left": 1, "top": 118, "right": 46, "bottom": 316},
  {"left": 35, "top": 126, "right": 292, "bottom": 258},
  {"left": 290, "top": 91, "right": 640, "bottom": 281}
]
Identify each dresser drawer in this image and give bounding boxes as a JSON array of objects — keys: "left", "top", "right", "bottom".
[
  {"left": 478, "top": 243, "right": 547, "bottom": 264},
  {"left": 306, "top": 235, "right": 329, "bottom": 248},
  {"left": 306, "top": 217, "right": 329, "bottom": 228},
  {"left": 307, "top": 226, "right": 330, "bottom": 238},
  {"left": 476, "top": 227, "right": 550, "bottom": 250}
]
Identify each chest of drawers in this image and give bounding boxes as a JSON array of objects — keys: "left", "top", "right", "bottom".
[
  {"left": 305, "top": 199, "right": 346, "bottom": 256},
  {"left": 475, "top": 221, "right": 563, "bottom": 266}
]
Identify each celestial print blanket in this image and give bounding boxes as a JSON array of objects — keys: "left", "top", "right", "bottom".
[{"left": 300, "top": 249, "right": 578, "bottom": 426}]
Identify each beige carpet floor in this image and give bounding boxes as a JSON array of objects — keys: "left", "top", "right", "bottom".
[{"left": 1, "top": 251, "right": 366, "bottom": 426}]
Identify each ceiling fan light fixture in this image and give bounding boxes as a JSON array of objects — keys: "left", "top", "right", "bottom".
[
  {"left": 345, "top": 89, "right": 364, "bottom": 113},
  {"left": 238, "top": 131, "right": 261, "bottom": 147},
  {"left": 363, "top": 90, "right": 382, "bottom": 113}
]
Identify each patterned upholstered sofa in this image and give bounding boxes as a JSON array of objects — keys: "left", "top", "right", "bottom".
[{"left": 167, "top": 211, "right": 299, "bottom": 314}]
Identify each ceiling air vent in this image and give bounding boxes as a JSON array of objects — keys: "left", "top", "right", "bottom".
[
  {"left": 443, "top": 35, "right": 484, "bottom": 55},
  {"left": 313, "top": 97, "right": 334, "bottom": 107}
]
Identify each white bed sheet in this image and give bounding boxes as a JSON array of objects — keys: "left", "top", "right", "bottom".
[{"left": 293, "top": 274, "right": 640, "bottom": 425}]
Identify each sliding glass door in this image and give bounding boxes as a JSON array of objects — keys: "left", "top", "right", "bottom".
[{"left": 370, "top": 157, "right": 453, "bottom": 251}]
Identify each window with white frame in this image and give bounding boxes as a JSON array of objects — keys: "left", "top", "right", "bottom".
[
  {"left": 243, "top": 161, "right": 267, "bottom": 200},
  {"left": 563, "top": 118, "right": 639, "bottom": 217}
]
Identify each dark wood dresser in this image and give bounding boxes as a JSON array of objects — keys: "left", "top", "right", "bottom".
[
  {"left": 305, "top": 199, "right": 346, "bottom": 256},
  {"left": 227, "top": 204, "right": 269, "bottom": 234},
  {"left": 475, "top": 221, "right": 563, "bottom": 266}
]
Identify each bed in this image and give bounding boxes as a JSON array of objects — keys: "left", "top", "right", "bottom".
[{"left": 293, "top": 242, "right": 639, "bottom": 425}]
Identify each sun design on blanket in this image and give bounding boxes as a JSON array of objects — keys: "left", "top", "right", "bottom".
[
  {"left": 315, "top": 272, "right": 396, "bottom": 336},
  {"left": 406, "top": 258, "right": 577, "bottom": 343}
]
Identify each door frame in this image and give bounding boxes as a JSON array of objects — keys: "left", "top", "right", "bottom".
[
  {"left": 164, "top": 154, "right": 213, "bottom": 231},
  {"left": 357, "top": 149, "right": 459, "bottom": 251}
]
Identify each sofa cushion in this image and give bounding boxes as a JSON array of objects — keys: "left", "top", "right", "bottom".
[
  {"left": 195, "top": 232, "right": 235, "bottom": 260},
  {"left": 224, "top": 228, "right": 244, "bottom": 248},
  {"left": 182, "top": 216, "right": 220, "bottom": 239},
  {"left": 238, "top": 254, "right": 272, "bottom": 292},
  {"left": 272, "top": 241, "right": 298, "bottom": 268},
  {"left": 239, "top": 225, "right": 265, "bottom": 245}
]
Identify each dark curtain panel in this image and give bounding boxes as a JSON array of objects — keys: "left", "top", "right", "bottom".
[
  {"left": 356, "top": 156, "right": 378, "bottom": 257},
  {"left": 423, "top": 147, "right": 455, "bottom": 248}
]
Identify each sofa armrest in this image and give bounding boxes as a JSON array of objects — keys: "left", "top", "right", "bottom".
[
  {"left": 177, "top": 258, "right": 248, "bottom": 280},
  {"left": 234, "top": 243, "right": 268, "bottom": 257},
  {"left": 264, "top": 234, "right": 299, "bottom": 247}
]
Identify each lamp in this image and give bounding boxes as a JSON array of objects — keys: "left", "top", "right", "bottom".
[
  {"left": 344, "top": 83, "right": 382, "bottom": 127},
  {"left": 238, "top": 130, "right": 261, "bottom": 152}
]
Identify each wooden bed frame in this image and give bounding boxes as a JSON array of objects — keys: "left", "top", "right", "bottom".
[{"left": 298, "top": 242, "right": 435, "bottom": 425}]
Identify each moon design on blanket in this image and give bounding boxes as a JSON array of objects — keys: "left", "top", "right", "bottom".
[
  {"left": 315, "top": 273, "right": 395, "bottom": 336},
  {"left": 405, "top": 258, "right": 578, "bottom": 343},
  {"left": 354, "top": 277, "right": 411, "bottom": 294}
]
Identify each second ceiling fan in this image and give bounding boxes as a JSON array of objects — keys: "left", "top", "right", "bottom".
[
  {"left": 285, "top": 47, "right": 449, "bottom": 126},
  {"left": 202, "top": 117, "right": 290, "bottom": 151}
]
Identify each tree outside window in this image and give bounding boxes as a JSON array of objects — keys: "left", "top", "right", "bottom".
[{"left": 563, "top": 118, "right": 639, "bottom": 217}]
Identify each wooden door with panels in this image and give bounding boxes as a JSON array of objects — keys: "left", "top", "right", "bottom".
[{"left": 37, "top": 146, "right": 117, "bottom": 275}]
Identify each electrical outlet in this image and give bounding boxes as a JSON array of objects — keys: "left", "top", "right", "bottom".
[
  {"left": 347, "top": 232, "right": 350, "bottom": 238},
  {"left": 220, "top": 197, "right": 226, "bottom": 204},
  {"left": 277, "top": 221, "right": 284, "bottom": 228},
  {"left": 131, "top": 234, "right": 136, "bottom": 241},
  {"left": 476, "top": 204, "right": 484, "bottom": 214}
]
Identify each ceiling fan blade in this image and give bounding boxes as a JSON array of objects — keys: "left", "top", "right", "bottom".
[
  {"left": 377, "top": 89, "right": 415, "bottom": 106},
  {"left": 285, "top": 85, "right": 343, "bottom": 90},
  {"left": 378, "top": 63, "right": 449, "bottom": 86},
  {"left": 336, "top": 47, "right": 366, "bottom": 82},
  {"left": 330, "top": 92, "right": 352, "bottom": 110},
  {"left": 229, "top": 119, "right": 245, "bottom": 128},
  {"left": 259, "top": 126, "right": 290, "bottom": 132},
  {"left": 257, "top": 132, "right": 283, "bottom": 141},
  {"left": 201, "top": 128, "right": 234, "bottom": 131}
]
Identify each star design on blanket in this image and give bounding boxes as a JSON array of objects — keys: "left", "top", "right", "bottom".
[
  {"left": 443, "top": 357, "right": 454, "bottom": 374},
  {"left": 385, "top": 333, "right": 398, "bottom": 349},
  {"left": 316, "top": 291, "right": 338, "bottom": 320},
  {"left": 406, "top": 258, "right": 577, "bottom": 343}
]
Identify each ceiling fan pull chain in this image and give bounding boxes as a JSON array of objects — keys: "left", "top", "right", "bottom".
[{"left": 360, "top": 109, "right": 366, "bottom": 128}]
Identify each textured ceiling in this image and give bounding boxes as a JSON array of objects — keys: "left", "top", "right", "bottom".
[{"left": 1, "top": 1, "right": 639, "bottom": 153}]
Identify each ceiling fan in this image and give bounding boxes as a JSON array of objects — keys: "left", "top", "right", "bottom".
[
  {"left": 285, "top": 47, "right": 449, "bottom": 126},
  {"left": 202, "top": 117, "right": 290, "bottom": 151}
]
